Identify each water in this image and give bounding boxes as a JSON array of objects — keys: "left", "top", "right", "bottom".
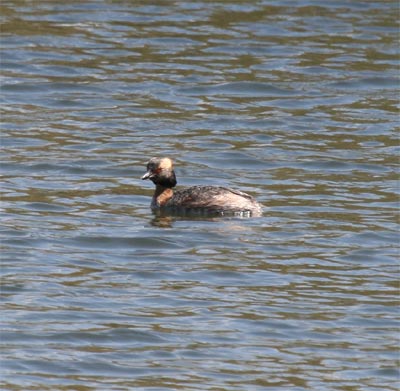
[{"left": 1, "top": 1, "right": 399, "bottom": 390}]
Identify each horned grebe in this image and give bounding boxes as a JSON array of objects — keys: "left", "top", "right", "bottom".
[{"left": 141, "top": 157, "right": 263, "bottom": 216}]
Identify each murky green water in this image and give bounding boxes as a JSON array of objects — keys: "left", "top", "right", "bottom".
[{"left": 1, "top": 1, "right": 399, "bottom": 390}]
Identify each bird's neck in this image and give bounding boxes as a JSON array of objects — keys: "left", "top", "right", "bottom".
[{"left": 153, "top": 185, "right": 174, "bottom": 207}]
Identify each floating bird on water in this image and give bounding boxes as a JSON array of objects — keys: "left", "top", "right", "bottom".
[{"left": 141, "top": 157, "right": 263, "bottom": 217}]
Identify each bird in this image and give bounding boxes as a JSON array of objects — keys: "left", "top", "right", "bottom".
[{"left": 141, "top": 157, "right": 263, "bottom": 217}]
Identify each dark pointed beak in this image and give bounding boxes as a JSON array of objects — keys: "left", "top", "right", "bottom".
[{"left": 141, "top": 170, "right": 152, "bottom": 180}]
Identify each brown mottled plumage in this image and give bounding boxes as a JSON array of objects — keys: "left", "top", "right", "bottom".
[{"left": 141, "top": 157, "right": 263, "bottom": 217}]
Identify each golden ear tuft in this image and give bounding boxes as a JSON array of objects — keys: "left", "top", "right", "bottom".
[{"left": 159, "top": 157, "right": 173, "bottom": 170}]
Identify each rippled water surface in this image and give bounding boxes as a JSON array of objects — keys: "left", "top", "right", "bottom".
[{"left": 1, "top": 1, "right": 399, "bottom": 390}]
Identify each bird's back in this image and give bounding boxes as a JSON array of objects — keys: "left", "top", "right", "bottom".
[{"left": 167, "top": 185, "right": 262, "bottom": 216}]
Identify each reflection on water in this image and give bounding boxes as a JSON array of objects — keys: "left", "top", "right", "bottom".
[{"left": 1, "top": 0, "right": 399, "bottom": 390}]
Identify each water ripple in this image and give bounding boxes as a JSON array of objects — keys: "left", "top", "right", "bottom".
[{"left": 1, "top": 1, "right": 398, "bottom": 390}]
